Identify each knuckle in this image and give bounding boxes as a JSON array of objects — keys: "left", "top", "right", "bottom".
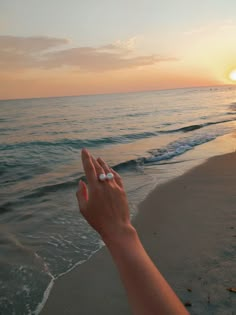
[
  {"left": 114, "top": 172, "right": 121, "bottom": 180},
  {"left": 116, "top": 178, "right": 123, "bottom": 187},
  {"left": 113, "top": 183, "right": 123, "bottom": 193},
  {"left": 97, "top": 166, "right": 104, "bottom": 173},
  {"left": 99, "top": 160, "right": 105, "bottom": 166}
]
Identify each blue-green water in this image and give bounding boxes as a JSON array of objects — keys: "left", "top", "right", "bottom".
[{"left": 0, "top": 86, "right": 236, "bottom": 314}]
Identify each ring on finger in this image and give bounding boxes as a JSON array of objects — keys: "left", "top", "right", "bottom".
[
  {"left": 106, "top": 172, "right": 114, "bottom": 180},
  {"left": 98, "top": 173, "right": 106, "bottom": 181}
]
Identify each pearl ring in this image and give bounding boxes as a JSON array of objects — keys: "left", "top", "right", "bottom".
[
  {"left": 98, "top": 173, "right": 114, "bottom": 181},
  {"left": 98, "top": 173, "right": 106, "bottom": 181},
  {"left": 106, "top": 172, "right": 114, "bottom": 180}
]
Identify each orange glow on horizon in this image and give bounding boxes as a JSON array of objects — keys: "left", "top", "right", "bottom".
[{"left": 0, "top": 65, "right": 223, "bottom": 100}]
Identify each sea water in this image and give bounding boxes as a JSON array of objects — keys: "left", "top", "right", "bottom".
[{"left": 0, "top": 86, "right": 236, "bottom": 314}]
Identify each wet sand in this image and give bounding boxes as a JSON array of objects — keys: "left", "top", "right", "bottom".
[{"left": 41, "top": 151, "right": 236, "bottom": 315}]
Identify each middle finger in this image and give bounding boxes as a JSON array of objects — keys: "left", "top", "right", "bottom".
[
  {"left": 97, "top": 157, "right": 111, "bottom": 174},
  {"left": 91, "top": 155, "right": 106, "bottom": 179}
]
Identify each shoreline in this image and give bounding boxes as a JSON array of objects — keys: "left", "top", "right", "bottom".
[{"left": 40, "top": 150, "right": 236, "bottom": 314}]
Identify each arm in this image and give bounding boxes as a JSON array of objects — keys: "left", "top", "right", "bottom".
[
  {"left": 76, "top": 148, "right": 189, "bottom": 315},
  {"left": 104, "top": 227, "right": 188, "bottom": 315}
]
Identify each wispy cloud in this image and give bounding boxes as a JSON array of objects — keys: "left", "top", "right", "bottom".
[
  {"left": 0, "top": 35, "right": 69, "bottom": 52},
  {"left": 43, "top": 47, "right": 174, "bottom": 72},
  {"left": 0, "top": 35, "right": 177, "bottom": 72},
  {"left": 112, "top": 37, "right": 139, "bottom": 51}
]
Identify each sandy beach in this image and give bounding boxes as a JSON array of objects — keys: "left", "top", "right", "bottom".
[{"left": 40, "top": 151, "right": 236, "bottom": 315}]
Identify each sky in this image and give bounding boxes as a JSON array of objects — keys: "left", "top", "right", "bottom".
[{"left": 1, "top": 0, "right": 236, "bottom": 99}]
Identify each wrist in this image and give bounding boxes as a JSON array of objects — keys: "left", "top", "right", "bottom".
[{"left": 102, "top": 223, "right": 138, "bottom": 249}]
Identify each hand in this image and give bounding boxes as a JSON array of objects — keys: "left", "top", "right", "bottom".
[{"left": 76, "top": 148, "right": 135, "bottom": 243}]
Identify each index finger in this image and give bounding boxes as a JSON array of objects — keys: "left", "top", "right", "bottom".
[{"left": 81, "top": 148, "right": 97, "bottom": 185}]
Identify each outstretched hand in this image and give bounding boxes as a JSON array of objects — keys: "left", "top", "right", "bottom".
[{"left": 76, "top": 148, "right": 134, "bottom": 243}]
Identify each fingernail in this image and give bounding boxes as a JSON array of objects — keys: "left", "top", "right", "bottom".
[{"left": 82, "top": 148, "right": 89, "bottom": 155}]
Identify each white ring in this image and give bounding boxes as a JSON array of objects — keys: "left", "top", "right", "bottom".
[
  {"left": 98, "top": 173, "right": 106, "bottom": 181},
  {"left": 106, "top": 172, "right": 114, "bottom": 180}
]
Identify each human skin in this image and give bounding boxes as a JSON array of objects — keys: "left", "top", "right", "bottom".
[{"left": 76, "top": 148, "right": 189, "bottom": 315}]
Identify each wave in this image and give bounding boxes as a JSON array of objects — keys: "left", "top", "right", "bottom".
[
  {"left": 0, "top": 202, "right": 13, "bottom": 214},
  {"left": 162, "top": 117, "right": 236, "bottom": 134},
  {"left": 0, "top": 118, "right": 10, "bottom": 122},
  {"left": 21, "top": 177, "right": 80, "bottom": 200},
  {"left": 0, "top": 132, "right": 158, "bottom": 151},
  {"left": 2, "top": 117, "right": 236, "bottom": 152},
  {"left": 103, "top": 131, "right": 228, "bottom": 172},
  {"left": 0, "top": 131, "right": 224, "bottom": 210},
  {"left": 0, "top": 176, "right": 81, "bottom": 212},
  {"left": 145, "top": 134, "right": 217, "bottom": 163}
]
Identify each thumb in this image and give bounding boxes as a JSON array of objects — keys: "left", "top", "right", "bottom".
[{"left": 76, "top": 180, "right": 88, "bottom": 213}]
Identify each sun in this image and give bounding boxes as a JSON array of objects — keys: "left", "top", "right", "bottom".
[{"left": 229, "top": 69, "right": 236, "bottom": 82}]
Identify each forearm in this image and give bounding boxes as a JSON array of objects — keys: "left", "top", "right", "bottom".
[{"left": 104, "top": 225, "right": 189, "bottom": 315}]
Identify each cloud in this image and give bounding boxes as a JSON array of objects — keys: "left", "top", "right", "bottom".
[
  {"left": 0, "top": 35, "right": 177, "bottom": 72},
  {"left": 101, "top": 37, "right": 139, "bottom": 53},
  {"left": 0, "top": 36, "right": 70, "bottom": 70},
  {"left": 43, "top": 47, "right": 174, "bottom": 72},
  {"left": 113, "top": 37, "right": 138, "bottom": 51},
  {"left": 0, "top": 35, "right": 69, "bottom": 52}
]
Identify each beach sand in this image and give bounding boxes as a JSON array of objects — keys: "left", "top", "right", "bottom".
[{"left": 40, "top": 152, "right": 236, "bottom": 315}]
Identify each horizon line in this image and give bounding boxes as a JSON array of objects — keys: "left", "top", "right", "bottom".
[{"left": 0, "top": 83, "right": 234, "bottom": 102}]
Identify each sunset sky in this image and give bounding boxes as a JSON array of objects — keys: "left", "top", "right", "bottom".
[{"left": 1, "top": 0, "right": 236, "bottom": 99}]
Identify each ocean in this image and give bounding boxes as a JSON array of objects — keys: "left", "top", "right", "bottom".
[{"left": 0, "top": 86, "right": 236, "bottom": 314}]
